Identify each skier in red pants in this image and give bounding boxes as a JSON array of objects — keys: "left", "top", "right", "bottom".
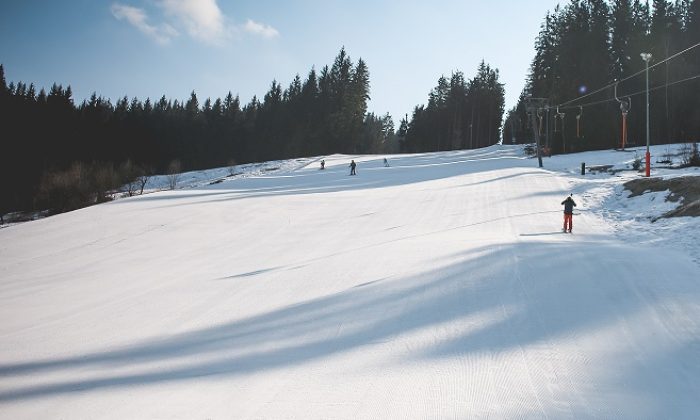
[{"left": 561, "top": 194, "right": 577, "bottom": 233}]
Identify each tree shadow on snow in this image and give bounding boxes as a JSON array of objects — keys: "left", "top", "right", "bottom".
[{"left": 1, "top": 238, "right": 698, "bottom": 413}]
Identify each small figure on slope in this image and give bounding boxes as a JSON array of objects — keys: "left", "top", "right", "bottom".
[
  {"left": 383, "top": 157, "right": 390, "bottom": 167},
  {"left": 349, "top": 160, "right": 357, "bottom": 176},
  {"left": 320, "top": 159, "right": 325, "bottom": 170},
  {"left": 561, "top": 194, "right": 577, "bottom": 233}
]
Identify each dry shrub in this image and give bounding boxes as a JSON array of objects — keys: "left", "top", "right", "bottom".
[
  {"left": 167, "top": 159, "right": 182, "bottom": 190},
  {"left": 37, "top": 162, "right": 122, "bottom": 214}
]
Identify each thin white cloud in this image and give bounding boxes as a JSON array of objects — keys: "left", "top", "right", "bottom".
[
  {"left": 158, "top": 0, "right": 227, "bottom": 44},
  {"left": 111, "top": 3, "right": 178, "bottom": 45},
  {"left": 242, "top": 19, "right": 279, "bottom": 39},
  {"left": 111, "top": 1, "right": 278, "bottom": 46}
]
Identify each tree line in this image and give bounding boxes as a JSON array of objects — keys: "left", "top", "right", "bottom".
[
  {"left": 399, "top": 61, "right": 506, "bottom": 153},
  {"left": 505, "top": 0, "right": 700, "bottom": 153},
  {"left": 0, "top": 48, "right": 399, "bottom": 215}
]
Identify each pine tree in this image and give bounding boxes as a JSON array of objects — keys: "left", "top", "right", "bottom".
[
  {"left": 156, "top": 95, "right": 168, "bottom": 113},
  {"left": 330, "top": 47, "right": 353, "bottom": 104},
  {"left": 397, "top": 116, "right": 408, "bottom": 152},
  {"left": 429, "top": 76, "right": 450, "bottom": 108},
  {"left": 223, "top": 92, "right": 240, "bottom": 116},
  {"left": 285, "top": 75, "right": 302, "bottom": 102},
  {"left": 64, "top": 86, "right": 73, "bottom": 104},
  {"left": 588, "top": 0, "right": 612, "bottom": 80},
  {"left": 448, "top": 70, "right": 466, "bottom": 149},
  {"left": 611, "top": 0, "right": 635, "bottom": 79},
  {"left": 211, "top": 98, "right": 222, "bottom": 116},
  {"left": 298, "top": 68, "right": 320, "bottom": 155},
  {"left": 37, "top": 88, "right": 47, "bottom": 104},
  {"left": 530, "top": 8, "right": 563, "bottom": 100},
  {"left": 0, "top": 64, "right": 8, "bottom": 96},
  {"left": 349, "top": 58, "right": 370, "bottom": 151},
  {"left": 185, "top": 91, "right": 199, "bottom": 116}
]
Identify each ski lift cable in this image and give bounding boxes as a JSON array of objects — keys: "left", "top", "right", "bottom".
[
  {"left": 557, "top": 73, "right": 700, "bottom": 111},
  {"left": 555, "top": 41, "right": 700, "bottom": 108},
  {"left": 559, "top": 73, "right": 700, "bottom": 111},
  {"left": 557, "top": 41, "right": 699, "bottom": 107}
]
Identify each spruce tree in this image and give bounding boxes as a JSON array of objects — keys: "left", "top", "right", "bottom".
[
  {"left": 611, "top": 0, "right": 635, "bottom": 79},
  {"left": 0, "top": 64, "right": 8, "bottom": 96},
  {"left": 185, "top": 91, "right": 199, "bottom": 116}
]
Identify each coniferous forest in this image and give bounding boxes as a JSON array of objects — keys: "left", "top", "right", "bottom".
[
  {"left": 0, "top": 49, "right": 399, "bottom": 214},
  {"left": 0, "top": 47, "right": 506, "bottom": 216},
  {"left": 399, "top": 61, "right": 506, "bottom": 153},
  {"left": 2, "top": 0, "right": 699, "bottom": 218},
  {"left": 504, "top": 0, "right": 700, "bottom": 153}
]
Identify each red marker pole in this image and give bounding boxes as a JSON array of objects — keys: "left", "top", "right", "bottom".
[{"left": 646, "top": 151, "right": 651, "bottom": 177}]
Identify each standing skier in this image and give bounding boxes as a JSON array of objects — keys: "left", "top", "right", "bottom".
[
  {"left": 561, "top": 194, "right": 577, "bottom": 233},
  {"left": 383, "top": 157, "right": 390, "bottom": 167},
  {"left": 349, "top": 160, "right": 357, "bottom": 175},
  {"left": 320, "top": 159, "right": 325, "bottom": 170}
]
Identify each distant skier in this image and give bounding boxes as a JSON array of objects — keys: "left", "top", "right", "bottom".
[
  {"left": 383, "top": 157, "right": 390, "bottom": 167},
  {"left": 349, "top": 160, "right": 357, "bottom": 175},
  {"left": 561, "top": 194, "right": 577, "bottom": 233},
  {"left": 320, "top": 159, "right": 325, "bottom": 170}
]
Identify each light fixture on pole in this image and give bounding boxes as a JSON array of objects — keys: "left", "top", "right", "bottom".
[{"left": 640, "top": 52, "right": 652, "bottom": 177}]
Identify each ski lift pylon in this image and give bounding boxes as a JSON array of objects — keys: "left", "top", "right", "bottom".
[{"left": 614, "top": 81, "right": 631, "bottom": 149}]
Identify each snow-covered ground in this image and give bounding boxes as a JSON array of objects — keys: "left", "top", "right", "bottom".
[
  {"left": 1, "top": 144, "right": 699, "bottom": 419},
  {"left": 141, "top": 157, "right": 318, "bottom": 192}
]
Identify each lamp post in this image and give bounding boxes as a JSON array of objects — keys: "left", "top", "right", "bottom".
[{"left": 641, "top": 52, "right": 652, "bottom": 177}]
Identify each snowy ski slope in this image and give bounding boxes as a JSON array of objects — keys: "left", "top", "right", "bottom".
[{"left": 1, "top": 145, "right": 699, "bottom": 419}]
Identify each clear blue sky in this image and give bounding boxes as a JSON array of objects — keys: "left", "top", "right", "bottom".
[{"left": 0, "top": 0, "right": 563, "bottom": 124}]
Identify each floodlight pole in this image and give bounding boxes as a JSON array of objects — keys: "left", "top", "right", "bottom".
[{"left": 641, "top": 53, "right": 652, "bottom": 177}]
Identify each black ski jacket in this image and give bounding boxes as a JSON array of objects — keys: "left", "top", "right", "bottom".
[{"left": 561, "top": 197, "right": 577, "bottom": 214}]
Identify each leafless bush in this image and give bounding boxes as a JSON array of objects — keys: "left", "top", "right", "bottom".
[
  {"left": 37, "top": 161, "right": 124, "bottom": 214},
  {"left": 657, "top": 146, "right": 673, "bottom": 165},
  {"left": 38, "top": 163, "right": 87, "bottom": 213},
  {"left": 120, "top": 159, "right": 140, "bottom": 197},
  {"left": 137, "top": 165, "right": 154, "bottom": 195},
  {"left": 92, "top": 164, "right": 119, "bottom": 203},
  {"left": 167, "top": 159, "right": 182, "bottom": 190},
  {"left": 680, "top": 142, "right": 700, "bottom": 167},
  {"left": 118, "top": 160, "right": 155, "bottom": 196}
]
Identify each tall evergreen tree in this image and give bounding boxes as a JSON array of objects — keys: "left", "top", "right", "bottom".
[
  {"left": 611, "top": 0, "right": 635, "bottom": 79},
  {"left": 0, "top": 64, "right": 7, "bottom": 96},
  {"left": 348, "top": 58, "right": 371, "bottom": 151},
  {"left": 404, "top": 62, "right": 504, "bottom": 152},
  {"left": 185, "top": 91, "right": 199, "bottom": 116}
]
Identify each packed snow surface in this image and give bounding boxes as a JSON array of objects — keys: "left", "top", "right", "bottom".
[{"left": 1, "top": 145, "right": 699, "bottom": 419}]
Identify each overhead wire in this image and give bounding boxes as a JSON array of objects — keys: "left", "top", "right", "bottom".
[
  {"left": 554, "top": 41, "right": 700, "bottom": 108},
  {"left": 557, "top": 73, "right": 700, "bottom": 111}
]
